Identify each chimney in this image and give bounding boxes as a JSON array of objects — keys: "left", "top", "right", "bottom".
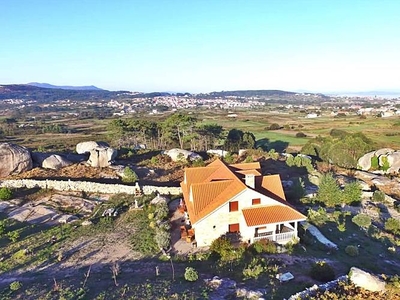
[{"left": 245, "top": 174, "right": 255, "bottom": 189}]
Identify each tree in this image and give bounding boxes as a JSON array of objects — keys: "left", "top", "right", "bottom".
[
  {"left": 317, "top": 173, "right": 342, "bottom": 207},
  {"left": 241, "top": 132, "right": 256, "bottom": 149},
  {"left": 163, "top": 113, "right": 197, "bottom": 149},
  {"left": 196, "top": 124, "right": 223, "bottom": 151},
  {"left": 342, "top": 181, "right": 362, "bottom": 205},
  {"left": 224, "top": 129, "right": 243, "bottom": 152}
]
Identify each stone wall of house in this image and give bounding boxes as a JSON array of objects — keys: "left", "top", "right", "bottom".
[{"left": 0, "top": 179, "right": 182, "bottom": 196}]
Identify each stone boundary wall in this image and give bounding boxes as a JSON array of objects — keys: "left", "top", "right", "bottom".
[
  {"left": 0, "top": 179, "right": 182, "bottom": 196},
  {"left": 287, "top": 275, "right": 348, "bottom": 300}
]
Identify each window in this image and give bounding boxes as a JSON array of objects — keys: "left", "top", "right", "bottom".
[
  {"left": 229, "top": 201, "right": 238, "bottom": 212},
  {"left": 252, "top": 198, "right": 261, "bottom": 205},
  {"left": 229, "top": 223, "right": 240, "bottom": 233}
]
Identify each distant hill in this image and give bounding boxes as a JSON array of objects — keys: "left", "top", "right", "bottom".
[
  {"left": 203, "top": 90, "right": 297, "bottom": 98},
  {"left": 27, "top": 82, "right": 103, "bottom": 91},
  {"left": 0, "top": 84, "right": 125, "bottom": 102}
]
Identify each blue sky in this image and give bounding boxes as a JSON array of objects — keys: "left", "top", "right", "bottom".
[{"left": 1, "top": 0, "right": 399, "bottom": 93}]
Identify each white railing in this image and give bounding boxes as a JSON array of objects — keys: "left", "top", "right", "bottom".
[{"left": 253, "top": 231, "right": 295, "bottom": 243}]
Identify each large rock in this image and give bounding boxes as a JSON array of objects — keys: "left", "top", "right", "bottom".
[
  {"left": 163, "top": 148, "right": 202, "bottom": 162},
  {"left": 349, "top": 267, "right": 386, "bottom": 292},
  {"left": 387, "top": 151, "right": 400, "bottom": 174},
  {"left": 76, "top": 141, "right": 109, "bottom": 154},
  {"left": 357, "top": 152, "right": 375, "bottom": 171},
  {"left": 87, "top": 146, "right": 117, "bottom": 168},
  {"left": 0, "top": 143, "right": 32, "bottom": 177},
  {"left": 357, "top": 148, "right": 400, "bottom": 174},
  {"left": 42, "top": 154, "right": 72, "bottom": 170}
]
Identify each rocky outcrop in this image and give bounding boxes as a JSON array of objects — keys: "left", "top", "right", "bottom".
[
  {"left": 0, "top": 143, "right": 32, "bottom": 177},
  {"left": 163, "top": 148, "right": 202, "bottom": 162},
  {"left": 42, "top": 154, "right": 72, "bottom": 170},
  {"left": 349, "top": 267, "right": 386, "bottom": 292},
  {"left": 358, "top": 148, "right": 400, "bottom": 174},
  {"left": 87, "top": 146, "right": 117, "bottom": 168},
  {"left": 76, "top": 141, "right": 109, "bottom": 154}
]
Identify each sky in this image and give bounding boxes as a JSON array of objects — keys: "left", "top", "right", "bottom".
[{"left": 1, "top": 0, "right": 400, "bottom": 93}]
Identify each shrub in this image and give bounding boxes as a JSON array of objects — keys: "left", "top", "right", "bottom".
[
  {"left": 184, "top": 267, "right": 199, "bottom": 282},
  {"left": 296, "top": 132, "right": 307, "bottom": 138},
  {"left": 155, "top": 227, "right": 171, "bottom": 249},
  {"left": 242, "top": 257, "right": 266, "bottom": 280},
  {"left": 210, "top": 236, "right": 245, "bottom": 261},
  {"left": 7, "top": 230, "right": 19, "bottom": 242},
  {"left": 372, "top": 190, "right": 386, "bottom": 203},
  {"left": 342, "top": 181, "right": 362, "bottom": 205},
  {"left": 122, "top": 167, "right": 138, "bottom": 183},
  {"left": 381, "top": 156, "right": 390, "bottom": 171},
  {"left": 345, "top": 245, "right": 359, "bottom": 257},
  {"left": 251, "top": 239, "right": 277, "bottom": 254},
  {"left": 0, "top": 220, "right": 6, "bottom": 235},
  {"left": 0, "top": 187, "right": 12, "bottom": 200},
  {"left": 191, "top": 158, "right": 205, "bottom": 167},
  {"left": 154, "top": 202, "right": 169, "bottom": 220},
  {"left": 385, "top": 218, "right": 400, "bottom": 236},
  {"left": 370, "top": 155, "right": 379, "bottom": 170},
  {"left": 269, "top": 123, "right": 281, "bottom": 130},
  {"left": 307, "top": 207, "right": 329, "bottom": 226},
  {"left": 352, "top": 214, "right": 371, "bottom": 229},
  {"left": 9, "top": 281, "right": 22, "bottom": 292},
  {"left": 310, "top": 260, "right": 335, "bottom": 282}
]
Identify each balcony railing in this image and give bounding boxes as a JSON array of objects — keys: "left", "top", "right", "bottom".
[{"left": 253, "top": 231, "right": 295, "bottom": 243}]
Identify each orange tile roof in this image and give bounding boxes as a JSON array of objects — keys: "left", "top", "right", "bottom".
[
  {"left": 242, "top": 205, "right": 306, "bottom": 227},
  {"left": 229, "top": 162, "right": 261, "bottom": 171},
  {"left": 236, "top": 169, "right": 262, "bottom": 176},
  {"left": 260, "top": 175, "right": 286, "bottom": 200},
  {"left": 181, "top": 159, "right": 247, "bottom": 224},
  {"left": 181, "top": 158, "right": 303, "bottom": 225}
]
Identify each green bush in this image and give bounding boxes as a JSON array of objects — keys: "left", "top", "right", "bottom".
[
  {"left": 310, "top": 260, "right": 335, "bottom": 282},
  {"left": 296, "top": 132, "right": 307, "bottom": 138},
  {"left": 370, "top": 155, "right": 379, "bottom": 170},
  {"left": 345, "top": 245, "right": 359, "bottom": 257},
  {"left": 372, "top": 190, "right": 386, "bottom": 203},
  {"left": 269, "top": 123, "right": 281, "bottom": 130},
  {"left": 385, "top": 218, "right": 400, "bottom": 236},
  {"left": 210, "top": 236, "right": 245, "bottom": 261},
  {"left": 9, "top": 281, "right": 22, "bottom": 292},
  {"left": 191, "top": 158, "right": 205, "bottom": 167},
  {"left": 251, "top": 239, "right": 277, "bottom": 254},
  {"left": 0, "top": 220, "right": 6, "bottom": 235},
  {"left": 352, "top": 214, "right": 371, "bottom": 229},
  {"left": 307, "top": 207, "right": 329, "bottom": 226},
  {"left": 154, "top": 202, "right": 169, "bottom": 220},
  {"left": 155, "top": 227, "right": 171, "bottom": 249},
  {"left": 184, "top": 267, "right": 199, "bottom": 282},
  {"left": 0, "top": 187, "right": 13, "bottom": 200},
  {"left": 122, "top": 167, "right": 138, "bottom": 183},
  {"left": 381, "top": 156, "right": 390, "bottom": 171},
  {"left": 242, "top": 257, "right": 266, "bottom": 280},
  {"left": 7, "top": 230, "right": 20, "bottom": 242}
]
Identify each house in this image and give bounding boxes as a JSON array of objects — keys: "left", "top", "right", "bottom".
[{"left": 180, "top": 159, "right": 306, "bottom": 247}]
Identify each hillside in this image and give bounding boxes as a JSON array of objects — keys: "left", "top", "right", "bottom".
[
  {"left": 27, "top": 82, "right": 103, "bottom": 91},
  {"left": 0, "top": 84, "right": 125, "bottom": 102}
]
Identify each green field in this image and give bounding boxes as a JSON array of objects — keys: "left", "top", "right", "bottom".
[{"left": 1, "top": 109, "right": 400, "bottom": 152}]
